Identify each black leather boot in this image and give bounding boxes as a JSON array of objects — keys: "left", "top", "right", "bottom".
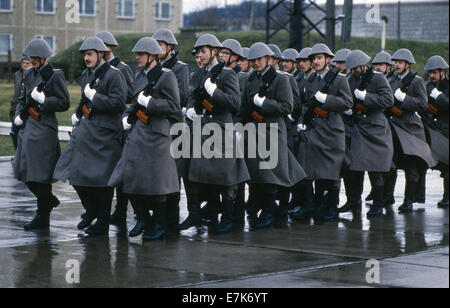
[
  {"left": 254, "top": 193, "right": 276, "bottom": 229},
  {"left": 291, "top": 182, "right": 315, "bottom": 221},
  {"left": 129, "top": 203, "right": 150, "bottom": 238},
  {"left": 215, "top": 199, "right": 234, "bottom": 233},
  {"left": 165, "top": 192, "right": 180, "bottom": 231},
  {"left": 398, "top": 180, "right": 417, "bottom": 213},
  {"left": 25, "top": 200, "right": 50, "bottom": 231},
  {"left": 438, "top": 178, "right": 449, "bottom": 208},
  {"left": 110, "top": 189, "right": 128, "bottom": 225},
  {"left": 178, "top": 194, "right": 203, "bottom": 230},
  {"left": 367, "top": 186, "right": 385, "bottom": 217},
  {"left": 143, "top": 200, "right": 166, "bottom": 241},
  {"left": 85, "top": 196, "right": 111, "bottom": 236}
]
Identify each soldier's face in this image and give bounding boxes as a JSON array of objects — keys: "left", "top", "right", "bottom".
[
  {"left": 196, "top": 54, "right": 203, "bottom": 68},
  {"left": 299, "top": 59, "right": 312, "bottom": 73},
  {"left": 395, "top": 60, "right": 409, "bottom": 74},
  {"left": 351, "top": 66, "right": 364, "bottom": 77},
  {"left": 282, "top": 60, "right": 296, "bottom": 74},
  {"left": 197, "top": 47, "right": 217, "bottom": 66},
  {"left": 429, "top": 69, "right": 445, "bottom": 84},
  {"left": 335, "top": 62, "right": 346, "bottom": 72},
  {"left": 375, "top": 64, "right": 389, "bottom": 74},
  {"left": 313, "top": 54, "right": 330, "bottom": 72},
  {"left": 30, "top": 57, "right": 42, "bottom": 68},
  {"left": 157, "top": 41, "right": 172, "bottom": 60},
  {"left": 21, "top": 60, "right": 32, "bottom": 71},
  {"left": 238, "top": 59, "right": 250, "bottom": 72},
  {"left": 135, "top": 53, "right": 153, "bottom": 68},
  {"left": 84, "top": 50, "right": 102, "bottom": 68},
  {"left": 219, "top": 49, "right": 232, "bottom": 63},
  {"left": 253, "top": 56, "right": 269, "bottom": 72}
]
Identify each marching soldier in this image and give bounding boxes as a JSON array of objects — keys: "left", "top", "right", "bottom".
[
  {"left": 238, "top": 47, "right": 252, "bottom": 74},
  {"left": 333, "top": 49, "right": 351, "bottom": 75},
  {"left": 13, "top": 39, "right": 70, "bottom": 230},
  {"left": 152, "top": 28, "right": 190, "bottom": 232},
  {"left": 54, "top": 37, "right": 127, "bottom": 236},
  {"left": 282, "top": 49, "right": 300, "bottom": 76},
  {"left": 424, "top": 56, "right": 449, "bottom": 208},
  {"left": 108, "top": 37, "right": 181, "bottom": 241},
  {"left": 267, "top": 44, "right": 283, "bottom": 71},
  {"left": 242, "top": 42, "right": 306, "bottom": 228},
  {"left": 387, "top": 48, "right": 436, "bottom": 213},
  {"left": 372, "top": 51, "right": 395, "bottom": 79},
  {"left": 95, "top": 31, "right": 135, "bottom": 225},
  {"left": 179, "top": 34, "right": 250, "bottom": 233},
  {"left": 338, "top": 50, "right": 394, "bottom": 217},
  {"left": 294, "top": 43, "right": 353, "bottom": 221},
  {"left": 220, "top": 39, "right": 244, "bottom": 74}
]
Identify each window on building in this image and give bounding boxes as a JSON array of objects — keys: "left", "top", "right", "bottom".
[
  {"left": 0, "top": 0, "right": 13, "bottom": 12},
  {"left": 36, "top": 0, "right": 55, "bottom": 14},
  {"left": 0, "top": 34, "right": 12, "bottom": 55},
  {"left": 117, "top": 0, "right": 134, "bottom": 18},
  {"left": 78, "top": 0, "right": 95, "bottom": 16},
  {"left": 155, "top": 2, "right": 171, "bottom": 20},
  {"left": 35, "top": 35, "right": 55, "bottom": 55}
]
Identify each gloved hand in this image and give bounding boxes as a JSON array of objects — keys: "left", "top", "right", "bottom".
[
  {"left": 186, "top": 108, "right": 197, "bottom": 121},
  {"left": 354, "top": 89, "right": 367, "bottom": 101},
  {"left": 84, "top": 84, "right": 96, "bottom": 102},
  {"left": 122, "top": 117, "right": 132, "bottom": 131},
  {"left": 14, "top": 115, "right": 24, "bottom": 126},
  {"left": 254, "top": 94, "right": 266, "bottom": 108},
  {"left": 315, "top": 91, "right": 327, "bottom": 104},
  {"left": 71, "top": 113, "right": 80, "bottom": 126},
  {"left": 287, "top": 114, "right": 295, "bottom": 122},
  {"left": 138, "top": 92, "right": 152, "bottom": 108},
  {"left": 394, "top": 89, "right": 407, "bottom": 102},
  {"left": 430, "top": 88, "right": 443, "bottom": 100},
  {"left": 297, "top": 124, "right": 307, "bottom": 132},
  {"left": 204, "top": 78, "right": 217, "bottom": 97},
  {"left": 344, "top": 109, "right": 353, "bottom": 116},
  {"left": 31, "top": 87, "right": 45, "bottom": 104},
  {"left": 181, "top": 107, "right": 187, "bottom": 117}
]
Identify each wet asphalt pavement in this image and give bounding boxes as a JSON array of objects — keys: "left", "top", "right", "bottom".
[{"left": 0, "top": 157, "right": 448, "bottom": 288}]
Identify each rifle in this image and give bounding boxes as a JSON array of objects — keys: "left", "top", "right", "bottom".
[
  {"left": 302, "top": 69, "right": 339, "bottom": 127},
  {"left": 128, "top": 63, "right": 164, "bottom": 125},
  {"left": 387, "top": 72, "right": 417, "bottom": 118},
  {"left": 428, "top": 78, "right": 448, "bottom": 116},
  {"left": 248, "top": 66, "right": 277, "bottom": 123},
  {"left": 20, "top": 64, "right": 54, "bottom": 122},
  {"left": 353, "top": 67, "right": 374, "bottom": 115},
  {"left": 194, "top": 62, "right": 225, "bottom": 113}
]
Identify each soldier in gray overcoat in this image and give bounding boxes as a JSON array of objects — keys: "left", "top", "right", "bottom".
[
  {"left": 240, "top": 42, "right": 306, "bottom": 229},
  {"left": 293, "top": 43, "right": 353, "bottom": 221},
  {"left": 95, "top": 31, "right": 135, "bottom": 225},
  {"left": 337, "top": 50, "right": 394, "bottom": 217},
  {"left": 387, "top": 48, "right": 437, "bottom": 213},
  {"left": 13, "top": 39, "right": 70, "bottom": 230},
  {"left": 153, "top": 29, "right": 190, "bottom": 231},
  {"left": 54, "top": 37, "right": 127, "bottom": 236},
  {"left": 423, "top": 56, "right": 449, "bottom": 208},
  {"left": 108, "top": 37, "right": 181, "bottom": 241},
  {"left": 179, "top": 34, "right": 250, "bottom": 233}
]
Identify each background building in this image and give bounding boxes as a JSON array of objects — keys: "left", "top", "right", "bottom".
[{"left": 0, "top": 0, "right": 183, "bottom": 62}]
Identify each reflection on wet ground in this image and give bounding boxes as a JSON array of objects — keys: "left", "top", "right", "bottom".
[{"left": 0, "top": 158, "right": 448, "bottom": 288}]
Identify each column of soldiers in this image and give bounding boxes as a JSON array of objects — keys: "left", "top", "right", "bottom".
[{"left": 12, "top": 31, "right": 449, "bottom": 241}]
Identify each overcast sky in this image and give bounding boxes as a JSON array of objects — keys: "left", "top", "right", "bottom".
[{"left": 183, "top": 0, "right": 448, "bottom": 13}]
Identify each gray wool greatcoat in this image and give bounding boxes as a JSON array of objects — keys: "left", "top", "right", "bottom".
[
  {"left": 110, "top": 57, "right": 134, "bottom": 105},
  {"left": 347, "top": 71, "right": 394, "bottom": 172},
  {"left": 241, "top": 67, "right": 306, "bottom": 187},
  {"left": 285, "top": 72, "right": 301, "bottom": 152},
  {"left": 389, "top": 73, "right": 437, "bottom": 168},
  {"left": 54, "top": 62, "right": 127, "bottom": 187},
  {"left": 187, "top": 65, "right": 250, "bottom": 186},
  {"left": 13, "top": 64, "right": 70, "bottom": 184},
  {"left": 296, "top": 70, "right": 353, "bottom": 181},
  {"left": 424, "top": 79, "right": 449, "bottom": 166},
  {"left": 108, "top": 66, "right": 181, "bottom": 196}
]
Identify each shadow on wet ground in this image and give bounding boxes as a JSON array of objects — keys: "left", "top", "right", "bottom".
[{"left": 0, "top": 158, "right": 448, "bottom": 288}]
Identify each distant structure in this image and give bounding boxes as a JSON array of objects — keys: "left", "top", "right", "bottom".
[{"left": 0, "top": 0, "right": 184, "bottom": 62}]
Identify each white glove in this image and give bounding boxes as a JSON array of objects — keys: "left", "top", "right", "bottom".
[
  {"left": 14, "top": 115, "right": 23, "bottom": 126},
  {"left": 354, "top": 89, "right": 367, "bottom": 101},
  {"left": 31, "top": 87, "right": 45, "bottom": 104},
  {"left": 394, "top": 89, "right": 407, "bottom": 102},
  {"left": 138, "top": 92, "right": 152, "bottom": 108},
  {"left": 287, "top": 114, "right": 295, "bottom": 122},
  {"left": 71, "top": 113, "right": 80, "bottom": 126},
  {"left": 84, "top": 84, "right": 96, "bottom": 102},
  {"left": 430, "top": 88, "right": 443, "bottom": 100},
  {"left": 186, "top": 108, "right": 197, "bottom": 121},
  {"left": 122, "top": 117, "right": 132, "bottom": 131},
  {"left": 204, "top": 78, "right": 217, "bottom": 97},
  {"left": 315, "top": 91, "right": 327, "bottom": 104},
  {"left": 344, "top": 109, "right": 353, "bottom": 116},
  {"left": 254, "top": 94, "right": 266, "bottom": 108},
  {"left": 182, "top": 107, "right": 187, "bottom": 117},
  {"left": 297, "top": 124, "right": 307, "bottom": 132}
]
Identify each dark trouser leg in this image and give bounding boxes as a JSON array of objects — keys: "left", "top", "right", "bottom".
[
  {"left": 178, "top": 182, "right": 203, "bottom": 230},
  {"left": 24, "top": 182, "right": 53, "bottom": 230},
  {"left": 206, "top": 185, "right": 220, "bottom": 225},
  {"left": 343, "top": 171, "right": 352, "bottom": 206},
  {"left": 166, "top": 178, "right": 181, "bottom": 230},
  {"left": 255, "top": 184, "right": 278, "bottom": 229},
  {"left": 246, "top": 183, "right": 259, "bottom": 218},
  {"left": 276, "top": 186, "right": 290, "bottom": 226},
  {"left": 10, "top": 124, "right": 19, "bottom": 151},
  {"left": 438, "top": 169, "right": 449, "bottom": 208},
  {"left": 233, "top": 183, "right": 246, "bottom": 226},
  {"left": 128, "top": 195, "right": 151, "bottom": 237},
  {"left": 215, "top": 185, "right": 238, "bottom": 233},
  {"left": 415, "top": 168, "right": 427, "bottom": 203},
  {"left": 74, "top": 186, "right": 97, "bottom": 230},
  {"left": 399, "top": 161, "right": 421, "bottom": 213},
  {"left": 291, "top": 180, "right": 314, "bottom": 221},
  {"left": 384, "top": 169, "right": 397, "bottom": 206},
  {"left": 318, "top": 180, "right": 340, "bottom": 221},
  {"left": 110, "top": 187, "right": 128, "bottom": 224},
  {"left": 85, "top": 187, "right": 114, "bottom": 236},
  {"left": 144, "top": 195, "right": 167, "bottom": 241},
  {"left": 338, "top": 171, "right": 364, "bottom": 214},
  {"left": 290, "top": 181, "right": 305, "bottom": 210},
  {"left": 367, "top": 172, "right": 385, "bottom": 217}
]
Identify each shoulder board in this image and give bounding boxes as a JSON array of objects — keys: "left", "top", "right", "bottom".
[
  {"left": 120, "top": 61, "right": 129, "bottom": 67},
  {"left": 223, "top": 67, "right": 232, "bottom": 71},
  {"left": 177, "top": 61, "right": 188, "bottom": 66},
  {"left": 162, "top": 68, "right": 172, "bottom": 73},
  {"left": 110, "top": 66, "right": 119, "bottom": 71},
  {"left": 239, "top": 71, "right": 247, "bottom": 76},
  {"left": 373, "top": 71, "right": 382, "bottom": 75},
  {"left": 415, "top": 75, "right": 422, "bottom": 79},
  {"left": 276, "top": 70, "right": 285, "bottom": 74},
  {"left": 338, "top": 73, "right": 347, "bottom": 77}
]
